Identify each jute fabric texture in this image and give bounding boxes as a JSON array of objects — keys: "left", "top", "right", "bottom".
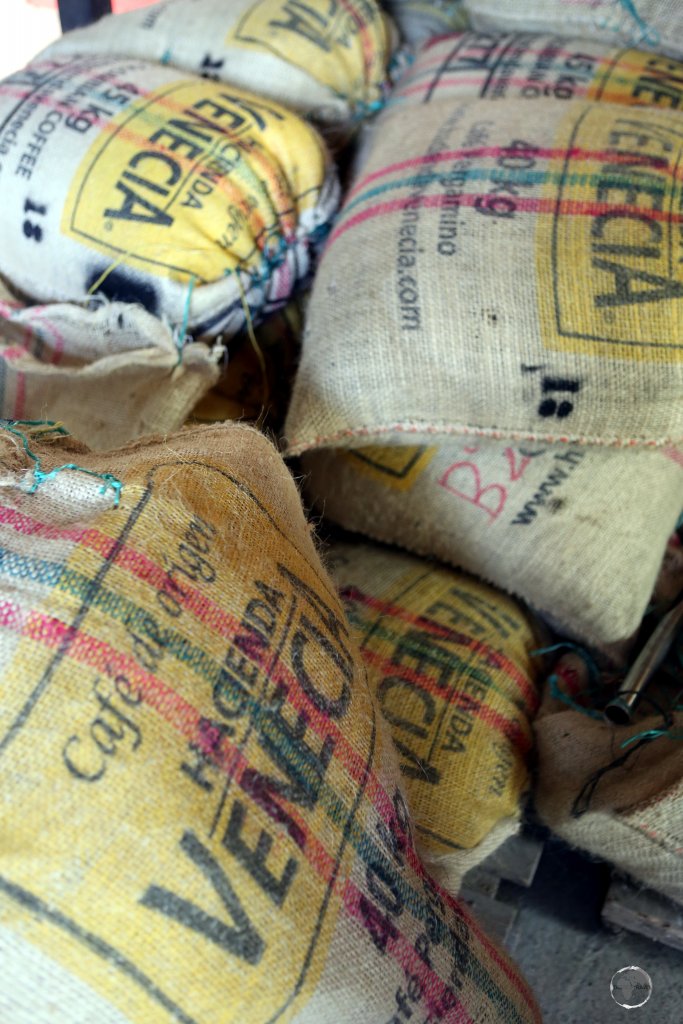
[
  {"left": 327, "top": 540, "right": 542, "bottom": 891},
  {"left": 0, "top": 57, "right": 338, "bottom": 339},
  {"left": 0, "top": 422, "right": 540, "bottom": 1024},
  {"left": 41, "top": 0, "right": 396, "bottom": 131},
  {"left": 302, "top": 439, "right": 683, "bottom": 645},
  {"left": 286, "top": 95, "right": 683, "bottom": 451}
]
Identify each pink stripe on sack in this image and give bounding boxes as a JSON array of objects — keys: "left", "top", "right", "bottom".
[
  {"left": 0, "top": 348, "right": 30, "bottom": 360},
  {"left": 345, "top": 587, "right": 536, "bottom": 704},
  {"left": 395, "top": 75, "right": 590, "bottom": 99},
  {"left": 0, "top": 599, "right": 29, "bottom": 630},
  {"left": 342, "top": 882, "right": 475, "bottom": 1024},
  {"left": 0, "top": 588, "right": 387, "bottom": 843},
  {"left": 343, "top": 874, "right": 541, "bottom": 1021},
  {"left": 0, "top": 508, "right": 390, "bottom": 813},
  {"left": 346, "top": 145, "right": 675, "bottom": 201},
  {"left": 663, "top": 446, "right": 683, "bottom": 467},
  {"left": 359, "top": 646, "right": 533, "bottom": 747},
  {"left": 0, "top": 595, "right": 539, "bottom": 1015},
  {"left": 328, "top": 191, "right": 683, "bottom": 248}
]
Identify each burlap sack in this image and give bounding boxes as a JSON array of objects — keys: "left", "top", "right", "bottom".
[
  {"left": 0, "top": 282, "right": 218, "bottom": 449},
  {"left": 0, "top": 421, "right": 540, "bottom": 1024},
  {"left": 534, "top": 687, "right": 683, "bottom": 903},
  {"left": 391, "top": 30, "right": 683, "bottom": 109},
  {"left": 383, "top": 1, "right": 468, "bottom": 46},
  {"left": 40, "top": 0, "right": 395, "bottom": 130},
  {"left": 465, "top": 0, "right": 683, "bottom": 62},
  {"left": 302, "top": 439, "right": 683, "bottom": 645},
  {"left": 285, "top": 95, "right": 683, "bottom": 452},
  {"left": 0, "top": 56, "right": 338, "bottom": 339},
  {"left": 326, "top": 540, "right": 542, "bottom": 892}
]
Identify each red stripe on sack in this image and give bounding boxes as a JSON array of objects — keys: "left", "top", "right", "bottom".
[
  {"left": 344, "top": 873, "right": 542, "bottom": 1020},
  {"left": 346, "top": 145, "right": 676, "bottom": 200},
  {"left": 408, "top": 41, "right": 653, "bottom": 78},
  {"left": 342, "top": 881, "right": 476, "bottom": 1024},
  {"left": 13, "top": 372, "right": 25, "bottom": 420},
  {"left": 1, "top": 595, "right": 538, "bottom": 1010},
  {"left": 23, "top": 307, "right": 66, "bottom": 363},
  {"left": 339, "top": 0, "right": 375, "bottom": 87},
  {"left": 395, "top": 75, "right": 590, "bottom": 99},
  {"left": 0, "top": 508, "right": 399, "bottom": 827},
  {"left": 342, "top": 587, "right": 537, "bottom": 706},
  {"left": 359, "top": 645, "right": 532, "bottom": 751},
  {"left": 328, "top": 189, "right": 683, "bottom": 249},
  {"left": 0, "top": 590, "right": 394, "bottom": 854},
  {"left": 13, "top": 600, "right": 340, "bottom": 878},
  {"left": 0, "top": 82, "right": 289, "bottom": 253}
]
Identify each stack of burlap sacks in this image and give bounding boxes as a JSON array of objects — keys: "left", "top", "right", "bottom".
[
  {"left": 286, "top": 24, "right": 683, "bottom": 909},
  {"left": 0, "top": 2, "right": 682, "bottom": 1021},
  {"left": 0, "top": 3, "right": 542, "bottom": 1022},
  {"left": 0, "top": 0, "right": 400, "bottom": 445}
]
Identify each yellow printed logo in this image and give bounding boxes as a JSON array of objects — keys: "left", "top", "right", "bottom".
[
  {"left": 344, "top": 445, "right": 436, "bottom": 491},
  {"left": 536, "top": 103, "right": 683, "bottom": 362},
  {"left": 342, "top": 563, "right": 536, "bottom": 852},
  {"left": 589, "top": 48, "right": 683, "bottom": 109},
  {"left": 62, "top": 80, "right": 324, "bottom": 283},
  {"left": 0, "top": 462, "right": 370, "bottom": 1023},
  {"left": 228, "top": 0, "right": 388, "bottom": 102}
]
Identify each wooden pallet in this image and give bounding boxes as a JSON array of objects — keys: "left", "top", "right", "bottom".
[{"left": 602, "top": 876, "right": 683, "bottom": 953}]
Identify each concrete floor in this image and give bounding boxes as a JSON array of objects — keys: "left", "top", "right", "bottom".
[{"left": 500, "top": 835, "right": 683, "bottom": 1023}]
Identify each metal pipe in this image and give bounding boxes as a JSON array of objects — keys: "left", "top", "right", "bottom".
[{"left": 604, "top": 597, "right": 683, "bottom": 725}]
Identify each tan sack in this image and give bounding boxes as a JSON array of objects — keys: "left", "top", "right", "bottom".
[
  {"left": 302, "top": 439, "right": 683, "bottom": 645},
  {"left": 0, "top": 56, "right": 338, "bottom": 339},
  {"left": 40, "top": 0, "right": 395, "bottom": 131},
  {"left": 534, "top": 684, "right": 683, "bottom": 904},
  {"left": 285, "top": 95, "right": 683, "bottom": 452},
  {"left": 0, "top": 421, "right": 541, "bottom": 1024},
  {"left": 327, "top": 540, "right": 542, "bottom": 891}
]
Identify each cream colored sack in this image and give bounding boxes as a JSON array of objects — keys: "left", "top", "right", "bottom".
[
  {"left": 0, "top": 56, "right": 338, "bottom": 339},
  {"left": 327, "top": 540, "right": 542, "bottom": 891},
  {"left": 465, "top": 0, "right": 683, "bottom": 61},
  {"left": 41, "top": 0, "right": 395, "bottom": 130},
  {"left": 0, "top": 422, "right": 540, "bottom": 1024},
  {"left": 0, "top": 282, "right": 218, "bottom": 449},
  {"left": 391, "top": 30, "right": 683, "bottom": 109},
  {"left": 286, "top": 95, "right": 683, "bottom": 452},
  {"left": 302, "top": 439, "right": 683, "bottom": 645}
]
